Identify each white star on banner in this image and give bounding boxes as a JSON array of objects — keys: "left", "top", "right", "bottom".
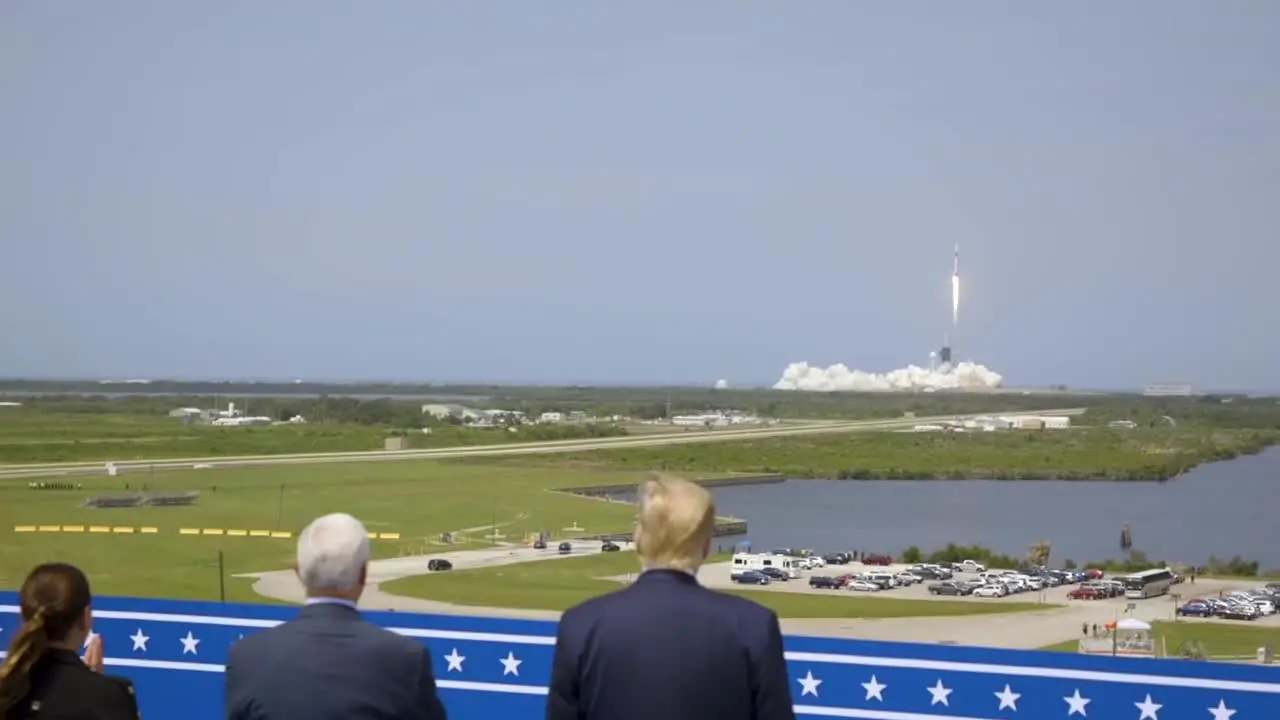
[
  {"left": 797, "top": 671, "right": 822, "bottom": 697},
  {"left": 1135, "top": 694, "right": 1162, "bottom": 720},
  {"left": 861, "top": 675, "right": 887, "bottom": 702},
  {"left": 1064, "top": 689, "right": 1091, "bottom": 717},
  {"left": 995, "top": 683, "right": 1021, "bottom": 711},
  {"left": 129, "top": 629, "right": 149, "bottom": 652},
  {"left": 444, "top": 648, "right": 465, "bottom": 673},
  {"left": 179, "top": 631, "right": 200, "bottom": 655},
  {"left": 499, "top": 651, "right": 522, "bottom": 676},
  {"left": 927, "top": 679, "right": 952, "bottom": 707},
  {"left": 1208, "top": 699, "right": 1236, "bottom": 720}
]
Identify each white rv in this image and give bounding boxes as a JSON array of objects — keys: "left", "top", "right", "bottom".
[{"left": 730, "top": 553, "right": 801, "bottom": 579}]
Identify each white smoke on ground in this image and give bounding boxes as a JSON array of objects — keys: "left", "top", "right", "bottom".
[{"left": 773, "top": 360, "right": 1004, "bottom": 392}]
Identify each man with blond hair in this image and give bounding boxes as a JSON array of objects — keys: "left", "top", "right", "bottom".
[{"left": 546, "top": 473, "right": 795, "bottom": 720}]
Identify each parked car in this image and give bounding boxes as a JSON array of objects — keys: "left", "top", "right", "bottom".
[
  {"left": 895, "top": 572, "right": 922, "bottom": 586},
  {"left": 734, "top": 570, "right": 770, "bottom": 585},
  {"left": 1177, "top": 601, "right": 1214, "bottom": 617},
  {"left": 928, "top": 582, "right": 966, "bottom": 596},
  {"left": 558, "top": 541, "right": 572, "bottom": 554},
  {"left": 427, "top": 559, "right": 452, "bottom": 572},
  {"left": 973, "top": 585, "right": 1006, "bottom": 598},
  {"left": 957, "top": 559, "right": 987, "bottom": 573},
  {"left": 823, "top": 553, "right": 851, "bottom": 565},
  {"left": 809, "top": 576, "right": 841, "bottom": 589},
  {"left": 1067, "top": 586, "right": 1103, "bottom": 600},
  {"left": 862, "top": 554, "right": 893, "bottom": 566},
  {"left": 846, "top": 580, "right": 880, "bottom": 592},
  {"left": 601, "top": 541, "right": 620, "bottom": 552},
  {"left": 1083, "top": 568, "right": 1105, "bottom": 580},
  {"left": 760, "top": 567, "right": 790, "bottom": 581},
  {"left": 1219, "top": 605, "right": 1260, "bottom": 621}
]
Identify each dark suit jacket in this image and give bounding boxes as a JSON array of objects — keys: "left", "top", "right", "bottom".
[
  {"left": 224, "top": 602, "right": 447, "bottom": 720},
  {"left": 547, "top": 569, "right": 795, "bottom": 720},
  {"left": 3, "top": 649, "right": 139, "bottom": 720}
]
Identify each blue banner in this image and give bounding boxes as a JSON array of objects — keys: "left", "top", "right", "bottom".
[{"left": 2, "top": 592, "right": 1277, "bottom": 719}]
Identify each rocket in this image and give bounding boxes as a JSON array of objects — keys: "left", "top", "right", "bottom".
[{"left": 951, "top": 244, "right": 960, "bottom": 328}]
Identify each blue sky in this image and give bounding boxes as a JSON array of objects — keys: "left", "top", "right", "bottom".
[{"left": 2, "top": 2, "right": 1276, "bottom": 390}]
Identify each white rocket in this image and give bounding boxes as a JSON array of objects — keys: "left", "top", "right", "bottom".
[{"left": 951, "top": 244, "right": 960, "bottom": 329}]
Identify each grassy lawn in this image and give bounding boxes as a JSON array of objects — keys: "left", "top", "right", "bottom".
[
  {"left": 1038, "top": 621, "right": 1280, "bottom": 658},
  {"left": 379, "top": 551, "right": 1050, "bottom": 619},
  {"left": 0, "top": 460, "right": 647, "bottom": 602}
]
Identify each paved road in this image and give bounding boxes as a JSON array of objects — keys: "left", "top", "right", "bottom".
[{"left": 0, "top": 408, "right": 1084, "bottom": 479}]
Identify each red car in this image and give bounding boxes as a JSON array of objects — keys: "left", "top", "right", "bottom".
[
  {"left": 862, "top": 554, "right": 893, "bottom": 566},
  {"left": 1083, "top": 568, "right": 1105, "bottom": 580},
  {"left": 1068, "top": 586, "right": 1104, "bottom": 600}
]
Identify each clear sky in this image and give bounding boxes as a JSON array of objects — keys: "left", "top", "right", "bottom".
[{"left": 2, "top": 2, "right": 1276, "bottom": 390}]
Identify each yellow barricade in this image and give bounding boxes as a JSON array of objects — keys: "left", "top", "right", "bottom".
[
  {"left": 14, "top": 525, "right": 36, "bottom": 533},
  {"left": 89, "top": 526, "right": 111, "bottom": 533},
  {"left": 179, "top": 528, "right": 200, "bottom": 535},
  {"left": 378, "top": 532, "right": 401, "bottom": 540},
  {"left": 226, "top": 529, "right": 248, "bottom": 537},
  {"left": 140, "top": 527, "right": 159, "bottom": 534},
  {"left": 270, "top": 531, "right": 292, "bottom": 539},
  {"left": 62, "top": 525, "right": 85, "bottom": 533},
  {"left": 249, "top": 530, "right": 270, "bottom": 537},
  {"left": 37, "top": 525, "right": 61, "bottom": 532},
  {"left": 201, "top": 529, "right": 224, "bottom": 536},
  {"left": 112, "top": 527, "right": 135, "bottom": 534}
]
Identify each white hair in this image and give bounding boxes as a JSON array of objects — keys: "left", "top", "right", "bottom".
[{"left": 296, "top": 513, "right": 371, "bottom": 594}]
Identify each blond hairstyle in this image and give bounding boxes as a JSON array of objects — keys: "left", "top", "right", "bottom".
[{"left": 633, "top": 473, "right": 715, "bottom": 572}]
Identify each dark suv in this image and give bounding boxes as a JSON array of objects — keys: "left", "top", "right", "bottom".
[
  {"left": 809, "top": 576, "right": 841, "bottom": 589},
  {"left": 558, "top": 541, "right": 572, "bottom": 554},
  {"left": 601, "top": 541, "right": 620, "bottom": 552},
  {"left": 928, "top": 581, "right": 965, "bottom": 596},
  {"left": 427, "top": 559, "right": 453, "bottom": 572}
]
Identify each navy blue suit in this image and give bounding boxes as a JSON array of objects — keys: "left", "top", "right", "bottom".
[
  {"left": 546, "top": 569, "right": 795, "bottom": 720},
  {"left": 225, "top": 601, "right": 447, "bottom": 720}
]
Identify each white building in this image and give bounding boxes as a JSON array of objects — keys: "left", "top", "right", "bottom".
[{"left": 1143, "top": 384, "right": 1195, "bottom": 397}]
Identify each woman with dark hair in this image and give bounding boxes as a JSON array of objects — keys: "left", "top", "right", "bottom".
[{"left": 0, "top": 563, "right": 139, "bottom": 719}]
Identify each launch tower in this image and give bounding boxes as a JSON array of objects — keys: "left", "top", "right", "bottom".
[{"left": 937, "top": 245, "right": 959, "bottom": 366}]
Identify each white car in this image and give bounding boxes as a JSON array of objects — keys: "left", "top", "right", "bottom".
[
  {"left": 895, "top": 572, "right": 921, "bottom": 586},
  {"left": 807, "top": 556, "right": 827, "bottom": 568},
  {"left": 973, "top": 584, "right": 1007, "bottom": 598},
  {"left": 847, "top": 580, "right": 880, "bottom": 592},
  {"left": 958, "top": 560, "right": 987, "bottom": 573}
]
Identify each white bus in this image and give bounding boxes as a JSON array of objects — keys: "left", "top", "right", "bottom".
[{"left": 1123, "top": 568, "right": 1176, "bottom": 599}]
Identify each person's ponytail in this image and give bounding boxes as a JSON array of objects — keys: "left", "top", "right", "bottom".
[{"left": 0, "top": 609, "right": 50, "bottom": 713}]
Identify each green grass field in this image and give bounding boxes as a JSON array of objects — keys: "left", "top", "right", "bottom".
[
  {"left": 1038, "top": 621, "right": 1280, "bottom": 658},
  {"left": 379, "top": 550, "right": 1051, "bottom": 618},
  {"left": 0, "top": 460, "right": 645, "bottom": 602}
]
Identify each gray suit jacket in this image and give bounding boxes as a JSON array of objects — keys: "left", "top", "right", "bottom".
[{"left": 225, "top": 602, "right": 447, "bottom": 720}]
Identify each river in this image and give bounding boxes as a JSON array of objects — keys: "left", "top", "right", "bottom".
[{"left": 703, "top": 447, "right": 1279, "bottom": 570}]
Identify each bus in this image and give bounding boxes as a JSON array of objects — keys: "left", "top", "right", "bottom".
[{"left": 1123, "top": 568, "right": 1176, "bottom": 599}]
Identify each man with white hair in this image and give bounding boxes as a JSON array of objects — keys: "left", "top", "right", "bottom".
[
  {"left": 225, "top": 513, "right": 447, "bottom": 720},
  {"left": 546, "top": 473, "right": 795, "bottom": 720}
]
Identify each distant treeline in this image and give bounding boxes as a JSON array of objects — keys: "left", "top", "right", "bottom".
[
  {"left": 2, "top": 380, "right": 1279, "bottom": 426},
  {"left": 900, "top": 543, "right": 1269, "bottom": 577}
]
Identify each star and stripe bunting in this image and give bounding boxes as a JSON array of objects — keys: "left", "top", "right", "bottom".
[{"left": 2, "top": 593, "right": 1277, "bottom": 720}]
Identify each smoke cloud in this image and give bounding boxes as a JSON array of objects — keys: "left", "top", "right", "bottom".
[{"left": 773, "top": 360, "right": 1004, "bottom": 392}]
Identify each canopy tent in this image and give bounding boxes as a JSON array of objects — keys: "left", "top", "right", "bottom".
[{"left": 1117, "top": 618, "right": 1152, "bottom": 631}]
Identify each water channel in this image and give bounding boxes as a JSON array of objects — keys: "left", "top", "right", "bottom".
[{"left": 701, "top": 447, "right": 1279, "bottom": 570}]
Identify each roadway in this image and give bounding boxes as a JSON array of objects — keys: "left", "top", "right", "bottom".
[{"left": 0, "top": 408, "right": 1086, "bottom": 480}]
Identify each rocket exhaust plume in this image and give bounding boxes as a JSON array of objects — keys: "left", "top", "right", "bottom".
[{"left": 772, "top": 242, "right": 1005, "bottom": 392}]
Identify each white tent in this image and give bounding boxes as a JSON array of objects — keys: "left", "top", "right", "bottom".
[{"left": 1117, "top": 618, "right": 1151, "bottom": 631}]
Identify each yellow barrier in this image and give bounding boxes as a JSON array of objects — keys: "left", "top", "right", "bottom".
[{"left": 10, "top": 525, "right": 395, "bottom": 539}]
